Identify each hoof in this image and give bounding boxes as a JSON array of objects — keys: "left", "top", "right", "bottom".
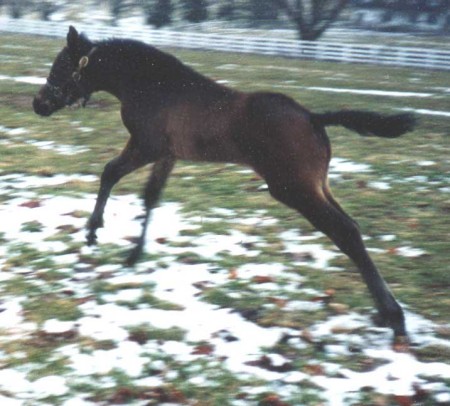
[
  {"left": 393, "top": 336, "right": 410, "bottom": 353},
  {"left": 86, "top": 232, "right": 97, "bottom": 246},
  {"left": 125, "top": 247, "right": 142, "bottom": 267}
]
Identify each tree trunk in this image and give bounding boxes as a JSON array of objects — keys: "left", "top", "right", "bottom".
[{"left": 276, "top": 0, "right": 349, "bottom": 41}]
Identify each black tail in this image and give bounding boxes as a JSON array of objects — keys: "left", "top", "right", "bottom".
[{"left": 311, "top": 110, "right": 417, "bottom": 138}]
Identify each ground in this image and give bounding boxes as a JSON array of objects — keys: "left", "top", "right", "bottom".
[{"left": 0, "top": 32, "right": 449, "bottom": 405}]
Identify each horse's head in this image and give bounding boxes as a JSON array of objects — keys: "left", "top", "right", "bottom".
[{"left": 33, "top": 26, "right": 94, "bottom": 117}]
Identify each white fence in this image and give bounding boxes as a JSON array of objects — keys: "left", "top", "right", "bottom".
[{"left": 1, "top": 18, "right": 450, "bottom": 71}]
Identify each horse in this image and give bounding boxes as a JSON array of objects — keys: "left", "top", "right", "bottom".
[{"left": 33, "top": 26, "right": 416, "bottom": 348}]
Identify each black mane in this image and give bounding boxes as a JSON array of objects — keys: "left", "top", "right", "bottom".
[{"left": 93, "top": 38, "right": 221, "bottom": 93}]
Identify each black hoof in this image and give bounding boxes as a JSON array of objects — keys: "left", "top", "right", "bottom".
[
  {"left": 125, "top": 246, "right": 142, "bottom": 267},
  {"left": 86, "top": 232, "right": 97, "bottom": 246}
]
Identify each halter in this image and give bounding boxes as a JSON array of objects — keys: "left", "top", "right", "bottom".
[{"left": 46, "top": 47, "right": 97, "bottom": 107}]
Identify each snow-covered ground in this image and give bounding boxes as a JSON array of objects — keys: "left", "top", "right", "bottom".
[{"left": 0, "top": 168, "right": 449, "bottom": 405}]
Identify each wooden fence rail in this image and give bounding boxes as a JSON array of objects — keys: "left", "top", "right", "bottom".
[{"left": 1, "top": 18, "right": 449, "bottom": 70}]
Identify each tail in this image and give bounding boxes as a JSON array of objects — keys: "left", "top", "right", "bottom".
[{"left": 310, "top": 110, "right": 416, "bottom": 138}]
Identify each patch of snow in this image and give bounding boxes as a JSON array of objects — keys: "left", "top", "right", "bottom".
[
  {"left": 42, "top": 319, "right": 76, "bottom": 334},
  {"left": 396, "top": 246, "right": 427, "bottom": 258},
  {"left": 417, "top": 160, "right": 436, "bottom": 166},
  {"left": 0, "top": 74, "right": 45, "bottom": 85},
  {"left": 368, "top": 181, "right": 391, "bottom": 190},
  {"left": 330, "top": 157, "right": 371, "bottom": 176},
  {"left": 0, "top": 125, "right": 29, "bottom": 136},
  {"left": 32, "top": 375, "right": 69, "bottom": 398},
  {"left": 399, "top": 107, "right": 450, "bottom": 118}
]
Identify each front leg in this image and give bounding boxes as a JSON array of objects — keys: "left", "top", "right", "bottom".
[
  {"left": 126, "top": 155, "right": 176, "bottom": 266},
  {"left": 86, "top": 142, "right": 149, "bottom": 245}
]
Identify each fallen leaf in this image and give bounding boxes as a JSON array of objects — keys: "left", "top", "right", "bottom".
[
  {"left": 303, "top": 363, "right": 325, "bottom": 376},
  {"left": 228, "top": 268, "right": 238, "bottom": 280},
  {"left": 75, "top": 295, "right": 96, "bottom": 305},
  {"left": 412, "top": 383, "right": 429, "bottom": 402},
  {"left": 261, "top": 393, "right": 290, "bottom": 406},
  {"left": 300, "top": 329, "right": 314, "bottom": 343},
  {"left": 110, "top": 387, "right": 136, "bottom": 403},
  {"left": 357, "top": 180, "right": 367, "bottom": 189},
  {"left": 268, "top": 297, "right": 287, "bottom": 308},
  {"left": 56, "top": 224, "right": 79, "bottom": 234},
  {"left": 328, "top": 302, "right": 350, "bottom": 314},
  {"left": 246, "top": 355, "right": 293, "bottom": 373},
  {"left": 324, "top": 289, "right": 336, "bottom": 297},
  {"left": 290, "top": 252, "right": 314, "bottom": 262},
  {"left": 393, "top": 395, "right": 413, "bottom": 406},
  {"left": 20, "top": 200, "right": 41, "bottom": 208},
  {"left": 129, "top": 330, "right": 149, "bottom": 345},
  {"left": 192, "top": 343, "right": 215, "bottom": 355},
  {"left": 252, "top": 275, "right": 275, "bottom": 284}
]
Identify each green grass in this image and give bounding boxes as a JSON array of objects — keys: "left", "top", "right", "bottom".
[{"left": 0, "top": 32, "right": 449, "bottom": 404}]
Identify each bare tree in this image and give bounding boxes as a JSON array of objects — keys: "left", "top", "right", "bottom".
[
  {"left": 275, "top": 0, "right": 349, "bottom": 40},
  {"left": 143, "top": 0, "right": 174, "bottom": 28}
]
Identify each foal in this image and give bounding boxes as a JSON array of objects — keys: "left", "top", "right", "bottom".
[{"left": 33, "top": 26, "right": 416, "bottom": 347}]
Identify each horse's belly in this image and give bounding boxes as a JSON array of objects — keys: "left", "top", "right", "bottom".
[{"left": 171, "top": 132, "right": 244, "bottom": 164}]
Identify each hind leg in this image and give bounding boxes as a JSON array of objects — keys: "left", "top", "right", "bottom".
[{"left": 267, "top": 179, "right": 407, "bottom": 345}]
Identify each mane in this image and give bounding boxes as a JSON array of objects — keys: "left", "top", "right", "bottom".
[{"left": 94, "top": 38, "right": 220, "bottom": 92}]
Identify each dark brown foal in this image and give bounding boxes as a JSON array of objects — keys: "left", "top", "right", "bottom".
[{"left": 33, "top": 26, "right": 416, "bottom": 347}]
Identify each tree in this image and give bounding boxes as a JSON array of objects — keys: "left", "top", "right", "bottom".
[
  {"left": 143, "top": 0, "right": 174, "bottom": 28},
  {"left": 35, "top": 1, "right": 59, "bottom": 21},
  {"left": 217, "top": 0, "right": 236, "bottom": 20},
  {"left": 109, "top": 0, "right": 122, "bottom": 22},
  {"left": 275, "top": 0, "right": 350, "bottom": 40},
  {"left": 181, "top": 0, "right": 208, "bottom": 24},
  {"left": 248, "top": 0, "right": 280, "bottom": 23},
  {"left": 5, "top": 0, "right": 29, "bottom": 18}
]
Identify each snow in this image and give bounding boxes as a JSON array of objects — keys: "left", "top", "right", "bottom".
[
  {"left": 0, "top": 172, "right": 448, "bottom": 404},
  {"left": 399, "top": 107, "right": 450, "bottom": 118},
  {"left": 0, "top": 74, "right": 46, "bottom": 85}
]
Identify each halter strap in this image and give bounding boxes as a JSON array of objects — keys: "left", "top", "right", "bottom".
[{"left": 73, "top": 47, "right": 98, "bottom": 83}]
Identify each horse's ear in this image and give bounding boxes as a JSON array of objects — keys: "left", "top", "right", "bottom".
[
  {"left": 67, "top": 26, "right": 79, "bottom": 49},
  {"left": 67, "top": 26, "right": 93, "bottom": 59}
]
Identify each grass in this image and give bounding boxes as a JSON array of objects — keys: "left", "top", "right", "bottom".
[{"left": 0, "top": 32, "right": 449, "bottom": 404}]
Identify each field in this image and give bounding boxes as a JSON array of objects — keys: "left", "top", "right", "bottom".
[{"left": 0, "top": 32, "right": 449, "bottom": 405}]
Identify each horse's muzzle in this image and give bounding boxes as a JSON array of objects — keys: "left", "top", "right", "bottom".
[{"left": 33, "top": 96, "right": 54, "bottom": 117}]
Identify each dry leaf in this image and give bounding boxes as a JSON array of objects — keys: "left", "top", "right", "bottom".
[
  {"left": 20, "top": 200, "right": 41, "bottom": 208},
  {"left": 192, "top": 343, "right": 214, "bottom": 355},
  {"left": 228, "top": 268, "right": 238, "bottom": 280},
  {"left": 252, "top": 275, "right": 275, "bottom": 284}
]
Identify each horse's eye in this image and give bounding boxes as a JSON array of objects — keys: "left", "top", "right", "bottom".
[{"left": 72, "top": 72, "right": 81, "bottom": 81}]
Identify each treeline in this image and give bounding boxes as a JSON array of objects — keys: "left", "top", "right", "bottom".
[
  {"left": 0, "top": 0, "right": 351, "bottom": 40},
  {"left": 1, "top": 0, "right": 286, "bottom": 26},
  {"left": 2, "top": 1, "right": 448, "bottom": 39}
]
